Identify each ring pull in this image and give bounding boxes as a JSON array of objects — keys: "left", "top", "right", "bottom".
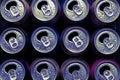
[
  {"left": 41, "top": 5, "right": 52, "bottom": 16},
  {"left": 103, "top": 38, "right": 114, "bottom": 49},
  {"left": 69, "top": 32, "right": 83, "bottom": 48},
  {"left": 103, "top": 70, "right": 115, "bottom": 80},
  {"left": 8, "top": 69, "right": 17, "bottom": 80},
  {"left": 72, "top": 36, "right": 83, "bottom": 48},
  {"left": 8, "top": 37, "right": 18, "bottom": 49},
  {"left": 68, "top": 1, "right": 83, "bottom": 16},
  {"left": 104, "top": 6, "right": 114, "bottom": 17},
  {"left": 10, "top": 6, "right": 20, "bottom": 17},
  {"left": 41, "top": 36, "right": 50, "bottom": 47},
  {"left": 73, "top": 5, "right": 83, "bottom": 16},
  {"left": 38, "top": 1, "right": 52, "bottom": 17},
  {"left": 6, "top": 1, "right": 20, "bottom": 17},
  {"left": 40, "top": 69, "right": 50, "bottom": 80},
  {"left": 99, "top": 2, "right": 114, "bottom": 17},
  {"left": 72, "top": 70, "right": 81, "bottom": 80}
]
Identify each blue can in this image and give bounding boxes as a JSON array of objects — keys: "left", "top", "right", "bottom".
[
  {"left": 92, "top": 0, "right": 120, "bottom": 23},
  {"left": 94, "top": 28, "right": 120, "bottom": 55},
  {"left": 0, "top": 59, "right": 26, "bottom": 80},
  {"left": 63, "top": 0, "right": 89, "bottom": 21},
  {"left": 61, "top": 59, "right": 89, "bottom": 80},
  {"left": 61, "top": 27, "right": 89, "bottom": 55},
  {"left": 31, "top": 0, "right": 59, "bottom": 22},
  {"left": 0, "top": 28, "right": 26, "bottom": 54},
  {"left": 31, "top": 27, "right": 58, "bottom": 53},
  {"left": 30, "top": 58, "right": 59, "bottom": 80},
  {"left": 0, "top": 0, "right": 29, "bottom": 23},
  {"left": 92, "top": 60, "right": 120, "bottom": 80}
]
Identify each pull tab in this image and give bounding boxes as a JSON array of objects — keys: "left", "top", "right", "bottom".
[
  {"left": 103, "top": 6, "right": 114, "bottom": 17},
  {"left": 72, "top": 70, "right": 81, "bottom": 80},
  {"left": 103, "top": 70, "right": 115, "bottom": 80},
  {"left": 10, "top": 6, "right": 20, "bottom": 17},
  {"left": 8, "top": 37, "right": 19, "bottom": 49},
  {"left": 8, "top": 69, "right": 17, "bottom": 80},
  {"left": 72, "top": 36, "right": 83, "bottom": 48},
  {"left": 41, "top": 5, "right": 52, "bottom": 16},
  {"left": 40, "top": 69, "right": 50, "bottom": 80},
  {"left": 73, "top": 5, "right": 83, "bottom": 16},
  {"left": 103, "top": 38, "right": 114, "bottom": 49},
  {"left": 41, "top": 36, "right": 50, "bottom": 47}
]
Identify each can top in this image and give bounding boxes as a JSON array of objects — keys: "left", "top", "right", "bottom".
[
  {"left": 63, "top": 0, "right": 89, "bottom": 21},
  {"left": 31, "top": 0, "right": 59, "bottom": 21},
  {"left": 0, "top": 0, "right": 27, "bottom": 22},
  {"left": 94, "top": 28, "right": 120, "bottom": 55},
  {"left": 94, "top": 0, "right": 120, "bottom": 23}
]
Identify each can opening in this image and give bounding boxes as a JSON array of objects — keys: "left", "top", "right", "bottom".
[
  {"left": 37, "top": 1, "right": 48, "bottom": 10},
  {"left": 99, "top": 2, "right": 110, "bottom": 11},
  {"left": 69, "top": 65, "right": 80, "bottom": 73},
  {"left": 37, "top": 63, "right": 48, "bottom": 72},
  {"left": 99, "top": 65, "right": 110, "bottom": 75},
  {"left": 5, "top": 33, "right": 16, "bottom": 42},
  {"left": 6, "top": 1, "right": 17, "bottom": 10},
  {"left": 5, "top": 64, "right": 17, "bottom": 72},
  {"left": 99, "top": 33, "right": 109, "bottom": 43},
  {"left": 68, "top": 1, "right": 78, "bottom": 10},
  {"left": 68, "top": 32, "right": 78, "bottom": 41},
  {"left": 37, "top": 31, "right": 48, "bottom": 41}
]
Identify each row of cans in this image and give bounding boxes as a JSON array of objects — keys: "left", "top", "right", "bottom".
[
  {"left": 0, "top": 27, "right": 119, "bottom": 55},
  {"left": 0, "top": 0, "right": 120, "bottom": 24},
  {"left": 0, "top": 58, "right": 119, "bottom": 80}
]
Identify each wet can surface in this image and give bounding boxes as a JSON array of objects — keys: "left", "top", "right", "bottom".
[
  {"left": 63, "top": 0, "right": 89, "bottom": 21},
  {"left": 0, "top": 28, "right": 26, "bottom": 54},
  {"left": 0, "top": 59, "right": 26, "bottom": 80},
  {"left": 61, "top": 59, "right": 89, "bottom": 80},
  {"left": 30, "top": 58, "right": 59, "bottom": 80},
  {"left": 92, "top": 60, "right": 120, "bottom": 80},
  {"left": 93, "top": 28, "right": 120, "bottom": 55},
  {"left": 0, "top": 0, "right": 29, "bottom": 23},
  {"left": 31, "top": 27, "right": 58, "bottom": 53},
  {"left": 61, "top": 27, "right": 89, "bottom": 55}
]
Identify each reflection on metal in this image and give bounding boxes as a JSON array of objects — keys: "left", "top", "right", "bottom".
[
  {"left": 93, "top": 0, "right": 120, "bottom": 23},
  {"left": 62, "top": 27, "right": 89, "bottom": 55},
  {"left": 94, "top": 28, "right": 120, "bottom": 55},
  {"left": 31, "top": 27, "right": 58, "bottom": 53},
  {"left": 31, "top": 0, "right": 59, "bottom": 21},
  {"left": 31, "top": 59, "right": 59, "bottom": 80},
  {"left": 63, "top": 0, "right": 89, "bottom": 21},
  {"left": 0, "top": 0, "right": 29, "bottom": 22},
  {"left": 0, "top": 28, "right": 26, "bottom": 54}
]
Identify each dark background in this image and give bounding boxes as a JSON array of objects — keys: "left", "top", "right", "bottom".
[{"left": 0, "top": 0, "right": 120, "bottom": 80}]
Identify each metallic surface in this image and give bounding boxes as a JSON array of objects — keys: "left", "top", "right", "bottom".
[
  {"left": 0, "top": 28, "right": 26, "bottom": 54},
  {"left": 93, "top": 60, "right": 120, "bottom": 80},
  {"left": 0, "top": 0, "right": 28, "bottom": 22},
  {"left": 31, "top": 0, "right": 59, "bottom": 21},
  {"left": 61, "top": 59, "right": 89, "bottom": 80},
  {"left": 62, "top": 27, "right": 89, "bottom": 54},
  {"left": 31, "top": 59, "right": 59, "bottom": 80},
  {"left": 63, "top": 0, "right": 89, "bottom": 21},
  {"left": 94, "top": 28, "right": 120, "bottom": 55},
  {"left": 31, "top": 27, "right": 58, "bottom": 53},
  {"left": 0, "top": 59, "right": 25, "bottom": 80},
  {"left": 93, "top": 0, "right": 120, "bottom": 23}
]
